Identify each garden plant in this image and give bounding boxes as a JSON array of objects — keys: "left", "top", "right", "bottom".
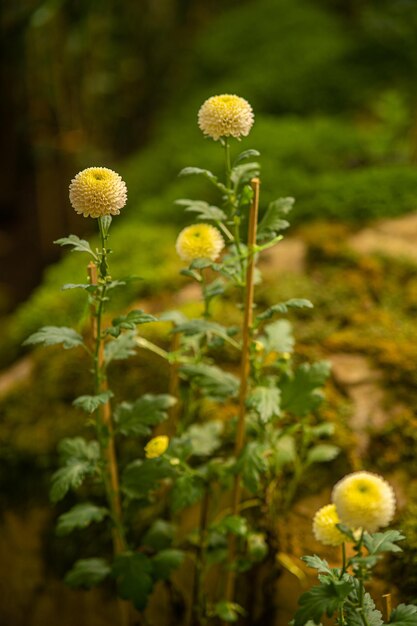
[{"left": 23, "top": 95, "right": 417, "bottom": 625}]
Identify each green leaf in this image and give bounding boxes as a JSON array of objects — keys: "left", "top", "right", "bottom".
[
  {"left": 345, "top": 592, "right": 383, "bottom": 626},
  {"left": 390, "top": 604, "right": 417, "bottom": 625},
  {"left": 180, "top": 364, "right": 239, "bottom": 401},
  {"left": 115, "top": 394, "right": 176, "bottom": 437},
  {"left": 62, "top": 283, "right": 96, "bottom": 292},
  {"left": 73, "top": 391, "right": 113, "bottom": 414},
  {"left": 104, "top": 330, "right": 137, "bottom": 365},
  {"left": 363, "top": 530, "right": 405, "bottom": 555},
  {"left": 178, "top": 167, "right": 221, "bottom": 188},
  {"left": 272, "top": 434, "right": 296, "bottom": 469},
  {"left": 247, "top": 532, "right": 268, "bottom": 561},
  {"left": 216, "top": 515, "right": 248, "bottom": 537},
  {"left": 152, "top": 549, "right": 185, "bottom": 581},
  {"left": 233, "top": 149, "right": 261, "bottom": 166},
  {"left": 142, "top": 520, "right": 175, "bottom": 551},
  {"left": 54, "top": 235, "right": 95, "bottom": 257},
  {"left": 257, "top": 197, "right": 295, "bottom": 241},
  {"left": 257, "top": 299, "right": 313, "bottom": 322},
  {"left": 261, "top": 320, "right": 295, "bottom": 353},
  {"left": 170, "top": 473, "right": 205, "bottom": 512},
  {"left": 112, "top": 552, "right": 154, "bottom": 611},
  {"left": 237, "top": 442, "right": 269, "bottom": 493},
  {"left": 230, "top": 162, "right": 260, "bottom": 187},
  {"left": 214, "top": 601, "right": 245, "bottom": 622},
  {"left": 173, "top": 319, "right": 232, "bottom": 343},
  {"left": 247, "top": 386, "right": 281, "bottom": 422},
  {"left": 294, "top": 579, "right": 354, "bottom": 626},
  {"left": 306, "top": 444, "right": 340, "bottom": 465},
  {"left": 110, "top": 310, "right": 157, "bottom": 336},
  {"left": 122, "top": 457, "right": 173, "bottom": 499},
  {"left": 204, "top": 278, "right": 225, "bottom": 301},
  {"left": 24, "top": 326, "right": 84, "bottom": 350},
  {"left": 185, "top": 421, "right": 224, "bottom": 457},
  {"left": 176, "top": 198, "right": 227, "bottom": 221},
  {"left": 50, "top": 438, "right": 100, "bottom": 503},
  {"left": 56, "top": 503, "right": 109, "bottom": 536},
  {"left": 65, "top": 558, "right": 111, "bottom": 588},
  {"left": 302, "top": 555, "right": 333, "bottom": 575},
  {"left": 281, "top": 361, "right": 331, "bottom": 416}
]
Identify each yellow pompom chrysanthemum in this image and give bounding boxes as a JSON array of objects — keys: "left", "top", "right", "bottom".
[
  {"left": 198, "top": 94, "right": 254, "bottom": 141},
  {"left": 69, "top": 167, "right": 127, "bottom": 218},
  {"left": 176, "top": 224, "right": 225, "bottom": 262},
  {"left": 332, "top": 471, "right": 395, "bottom": 533},
  {"left": 313, "top": 504, "right": 347, "bottom": 547},
  {"left": 144, "top": 436, "right": 169, "bottom": 459}
]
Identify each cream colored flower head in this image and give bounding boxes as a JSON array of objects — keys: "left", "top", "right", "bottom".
[
  {"left": 198, "top": 94, "right": 254, "bottom": 141},
  {"left": 332, "top": 471, "right": 395, "bottom": 533},
  {"left": 145, "top": 436, "right": 169, "bottom": 459},
  {"left": 313, "top": 504, "right": 347, "bottom": 547},
  {"left": 176, "top": 224, "right": 225, "bottom": 262},
  {"left": 69, "top": 167, "right": 127, "bottom": 218}
]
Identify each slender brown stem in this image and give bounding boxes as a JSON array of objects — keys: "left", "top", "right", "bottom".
[{"left": 223, "top": 178, "right": 260, "bottom": 607}]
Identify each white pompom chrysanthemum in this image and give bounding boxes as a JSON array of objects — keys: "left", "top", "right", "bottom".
[
  {"left": 69, "top": 167, "right": 127, "bottom": 218},
  {"left": 332, "top": 471, "right": 396, "bottom": 533},
  {"left": 198, "top": 94, "right": 254, "bottom": 141}
]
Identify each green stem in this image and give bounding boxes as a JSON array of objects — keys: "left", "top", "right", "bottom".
[{"left": 223, "top": 138, "right": 245, "bottom": 284}]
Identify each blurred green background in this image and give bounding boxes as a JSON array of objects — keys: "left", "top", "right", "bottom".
[
  {"left": 2, "top": 0, "right": 417, "bottom": 315},
  {"left": 2, "top": 1, "right": 417, "bottom": 624}
]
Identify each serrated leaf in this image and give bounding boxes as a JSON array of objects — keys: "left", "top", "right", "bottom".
[
  {"left": 363, "top": 530, "right": 405, "bottom": 555},
  {"left": 177, "top": 198, "right": 227, "bottom": 221},
  {"left": 111, "top": 309, "right": 157, "bottom": 334},
  {"left": 179, "top": 167, "right": 218, "bottom": 184},
  {"left": 306, "top": 444, "right": 340, "bottom": 465},
  {"left": 50, "top": 438, "right": 100, "bottom": 503},
  {"left": 152, "top": 549, "right": 185, "bottom": 581},
  {"left": 112, "top": 552, "right": 154, "bottom": 611},
  {"left": 260, "top": 320, "right": 295, "bottom": 353},
  {"left": 24, "top": 326, "right": 84, "bottom": 350},
  {"left": 233, "top": 149, "right": 261, "bottom": 166},
  {"left": 173, "top": 319, "right": 232, "bottom": 343},
  {"left": 237, "top": 442, "right": 269, "bottom": 493},
  {"left": 184, "top": 421, "right": 224, "bottom": 457},
  {"left": 54, "top": 235, "right": 95, "bottom": 256},
  {"left": 302, "top": 555, "right": 333, "bottom": 575},
  {"left": 115, "top": 394, "right": 176, "bottom": 437},
  {"left": 257, "top": 197, "right": 295, "bottom": 241},
  {"left": 56, "top": 503, "right": 109, "bottom": 536},
  {"left": 281, "top": 361, "right": 331, "bottom": 416},
  {"left": 294, "top": 579, "right": 354, "bottom": 626},
  {"left": 389, "top": 604, "right": 417, "bottom": 625},
  {"left": 142, "top": 520, "right": 175, "bottom": 551},
  {"left": 230, "top": 162, "right": 260, "bottom": 187},
  {"left": 65, "top": 558, "right": 111, "bottom": 588},
  {"left": 247, "top": 386, "right": 281, "bottom": 422},
  {"left": 62, "top": 283, "right": 96, "bottom": 292},
  {"left": 122, "top": 457, "right": 173, "bottom": 499},
  {"left": 73, "top": 391, "right": 113, "bottom": 414},
  {"left": 257, "top": 299, "right": 313, "bottom": 322},
  {"left": 345, "top": 591, "right": 383, "bottom": 626},
  {"left": 180, "top": 364, "right": 239, "bottom": 401},
  {"left": 170, "top": 473, "right": 205, "bottom": 512},
  {"left": 104, "top": 330, "right": 137, "bottom": 365}
]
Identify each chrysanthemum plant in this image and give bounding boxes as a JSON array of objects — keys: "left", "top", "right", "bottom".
[
  {"left": 168, "top": 94, "right": 341, "bottom": 623},
  {"left": 24, "top": 96, "right": 342, "bottom": 624},
  {"left": 293, "top": 472, "right": 417, "bottom": 626}
]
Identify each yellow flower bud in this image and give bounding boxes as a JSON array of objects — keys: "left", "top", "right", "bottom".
[{"left": 144, "top": 435, "right": 169, "bottom": 459}]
